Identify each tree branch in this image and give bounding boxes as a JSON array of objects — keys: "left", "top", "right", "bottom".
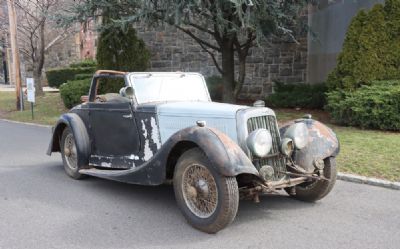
[{"left": 174, "top": 25, "right": 221, "bottom": 52}]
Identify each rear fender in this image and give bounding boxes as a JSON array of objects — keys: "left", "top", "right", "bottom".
[
  {"left": 280, "top": 119, "right": 340, "bottom": 173},
  {"left": 47, "top": 113, "right": 90, "bottom": 167}
]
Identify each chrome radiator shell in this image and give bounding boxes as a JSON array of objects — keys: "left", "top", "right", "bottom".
[{"left": 236, "top": 108, "right": 287, "bottom": 180}]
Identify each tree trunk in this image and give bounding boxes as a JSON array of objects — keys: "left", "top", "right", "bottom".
[
  {"left": 221, "top": 38, "right": 235, "bottom": 103},
  {"left": 33, "top": 67, "right": 44, "bottom": 96},
  {"left": 34, "top": 21, "right": 46, "bottom": 96}
]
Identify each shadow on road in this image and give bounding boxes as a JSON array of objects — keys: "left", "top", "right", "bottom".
[{"left": 0, "top": 161, "right": 321, "bottom": 248}]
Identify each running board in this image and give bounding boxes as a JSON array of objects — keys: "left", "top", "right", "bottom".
[{"left": 78, "top": 164, "right": 164, "bottom": 186}]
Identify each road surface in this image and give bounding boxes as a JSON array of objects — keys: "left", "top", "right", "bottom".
[{"left": 0, "top": 120, "right": 399, "bottom": 249}]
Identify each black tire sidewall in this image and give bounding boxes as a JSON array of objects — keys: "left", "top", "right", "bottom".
[
  {"left": 173, "top": 148, "right": 237, "bottom": 232},
  {"left": 61, "top": 127, "right": 84, "bottom": 179}
]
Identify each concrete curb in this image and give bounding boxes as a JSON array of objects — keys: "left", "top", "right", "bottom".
[
  {"left": 338, "top": 172, "right": 400, "bottom": 190},
  {"left": 0, "top": 118, "right": 52, "bottom": 128}
]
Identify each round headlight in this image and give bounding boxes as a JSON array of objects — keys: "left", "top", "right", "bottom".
[
  {"left": 280, "top": 137, "right": 294, "bottom": 157},
  {"left": 246, "top": 129, "right": 272, "bottom": 158}
]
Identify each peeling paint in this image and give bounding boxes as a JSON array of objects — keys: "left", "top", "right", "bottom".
[
  {"left": 150, "top": 117, "right": 162, "bottom": 149},
  {"left": 101, "top": 162, "right": 112, "bottom": 167},
  {"left": 143, "top": 139, "right": 153, "bottom": 161}
]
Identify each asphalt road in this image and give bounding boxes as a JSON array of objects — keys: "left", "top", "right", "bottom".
[{"left": 0, "top": 120, "right": 399, "bottom": 249}]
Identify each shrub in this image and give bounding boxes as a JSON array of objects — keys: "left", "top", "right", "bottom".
[
  {"left": 59, "top": 79, "right": 91, "bottom": 109},
  {"left": 205, "top": 76, "right": 223, "bottom": 101},
  {"left": 46, "top": 67, "right": 95, "bottom": 88},
  {"left": 265, "top": 82, "right": 327, "bottom": 109},
  {"left": 96, "top": 14, "right": 150, "bottom": 92},
  {"left": 327, "top": 0, "right": 400, "bottom": 91},
  {"left": 74, "top": 73, "right": 93, "bottom": 80},
  {"left": 326, "top": 80, "right": 400, "bottom": 131},
  {"left": 69, "top": 59, "right": 97, "bottom": 68}
]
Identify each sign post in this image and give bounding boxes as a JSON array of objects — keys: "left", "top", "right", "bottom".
[{"left": 26, "top": 78, "right": 35, "bottom": 119}]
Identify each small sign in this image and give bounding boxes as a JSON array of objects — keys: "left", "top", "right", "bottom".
[{"left": 26, "top": 78, "right": 35, "bottom": 103}]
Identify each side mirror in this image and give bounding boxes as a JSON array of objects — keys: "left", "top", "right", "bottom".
[{"left": 120, "top": 86, "right": 134, "bottom": 99}]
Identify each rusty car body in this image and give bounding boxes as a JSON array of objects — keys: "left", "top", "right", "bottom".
[{"left": 48, "top": 71, "right": 339, "bottom": 233}]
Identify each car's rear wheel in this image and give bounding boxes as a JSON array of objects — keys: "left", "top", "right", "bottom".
[
  {"left": 286, "top": 157, "right": 337, "bottom": 202},
  {"left": 61, "top": 128, "right": 86, "bottom": 179},
  {"left": 173, "top": 148, "right": 239, "bottom": 233}
]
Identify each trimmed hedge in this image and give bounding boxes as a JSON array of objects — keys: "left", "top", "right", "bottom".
[
  {"left": 266, "top": 82, "right": 327, "bottom": 109},
  {"left": 69, "top": 59, "right": 96, "bottom": 68},
  {"left": 74, "top": 73, "right": 93, "bottom": 80},
  {"left": 326, "top": 80, "right": 400, "bottom": 131},
  {"left": 59, "top": 79, "right": 91, "bottom": 109},
  {"left": 46, "top": 67, "right": 95, "bottom": 88}
]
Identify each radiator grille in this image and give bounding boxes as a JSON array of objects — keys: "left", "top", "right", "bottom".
[{"left": 247, "top": 115, "right": 286, "bottom": 180}]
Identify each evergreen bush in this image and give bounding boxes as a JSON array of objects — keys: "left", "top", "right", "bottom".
[
  {"left": 327, "top": 0, "right": 400, "bottom": 91},
  {"left": 326, "top": 80, "right": 400, "bottom": 131},
  {"left": 266, "top": 82, "right": 327, "bottom": 109},
  {"left": 96, "top": 15, "right": 150, "bottom": 93},
  {"left": 46, "top": 67, "right": 95, "bottom": 88},
  {"left": 59, "top": 79, "right": 91, "bottom": 108}
]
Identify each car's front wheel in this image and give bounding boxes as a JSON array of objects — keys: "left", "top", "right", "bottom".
[
  {"left": 286, "top": 157, "right": 337, "bottom": 202},
  {"left": 173, "top": 148, "right": 239, "bottom": 233},
  {"left": 61, "top": 128, "right": 86, "bottom": 180}
]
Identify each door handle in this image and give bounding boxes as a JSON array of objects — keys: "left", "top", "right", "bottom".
[{"left": 123, "top": 114, "right": 133, "bottom": 119}]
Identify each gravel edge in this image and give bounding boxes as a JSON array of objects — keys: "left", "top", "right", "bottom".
[{"left": 338, "top": 172, "right": 400, "bottom": 190}]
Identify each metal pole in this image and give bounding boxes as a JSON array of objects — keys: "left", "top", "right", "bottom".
[
  {"left": 31, "top": 102, "right": 34, "bottom": 120},
  {"left": 6, "top": 0, "right": 24, "bottom": 111}
]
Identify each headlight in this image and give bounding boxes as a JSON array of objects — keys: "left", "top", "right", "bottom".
[
  {"left": 280, "top": 137, "right": 294, "bottom": 156},
  {"left": 283, "top": 122, "right": 309, "bottom": 150},
  {"left": 246, "top": 129, "right": 272, "bottom": 158}
]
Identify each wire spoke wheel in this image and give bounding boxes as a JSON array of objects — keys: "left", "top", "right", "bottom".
[
  {"left": 181, "top": 164, "right": 218, "bottom": 218},
  {"left": 61, "top": 128, "right": 85, "bottom": 180},
  {"left": 174, "top": 148, "right": 239, "bottom": 233},
  {"left": 64, "top": 133, "right": 78, "bottom": 170}
]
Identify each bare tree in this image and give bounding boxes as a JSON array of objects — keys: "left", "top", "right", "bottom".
[{"left": 1, "top": 0, "right": 71, "bottom": 95}]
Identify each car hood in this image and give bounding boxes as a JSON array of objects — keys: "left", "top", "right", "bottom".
[{"left": 156, "top": 101, "right": 249, "bottom": 119}]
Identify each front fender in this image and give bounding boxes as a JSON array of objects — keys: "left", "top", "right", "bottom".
[
  {"left": 165, "top": 126, "right": 259, "bottom": 177},
  {"left": 47, "top": 113, "right": 90, "bottom": 167},
  {"left": 280, "top": 119, "right": 340, "bottom": 173}
]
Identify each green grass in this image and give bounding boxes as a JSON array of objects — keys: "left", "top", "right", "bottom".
[
  {"left": 276, "top": 108, "right": 400, "bottom": 182},
  {"left": 0, "top": 92, "right": 66, "bottom": 125}
]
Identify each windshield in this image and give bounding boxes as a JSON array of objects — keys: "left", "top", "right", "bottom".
[{"left": 128, "top": 73, "right": 210, "bottom": 104}]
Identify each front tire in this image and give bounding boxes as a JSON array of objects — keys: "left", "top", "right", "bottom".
[
  {"left": 61, "top": 128, "right": 86, "bottom": 180},
  {"left": 173, "top": 148, "right": 239, "bottom": 233},
  {"left": 286, "top": 157, "right": 337, "bottom": 202}
]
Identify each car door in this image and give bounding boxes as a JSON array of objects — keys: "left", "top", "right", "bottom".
[{"left": 88, "top": 101, "right": 140, "bottom": 157}]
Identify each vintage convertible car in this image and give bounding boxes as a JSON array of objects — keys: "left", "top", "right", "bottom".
[{"left": 48, "top": 70, "right": 339, "bottom": 233}]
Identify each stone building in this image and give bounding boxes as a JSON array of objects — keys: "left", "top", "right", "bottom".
[{"left": 1, "top": 0, "right": 385, "bottom": 100}]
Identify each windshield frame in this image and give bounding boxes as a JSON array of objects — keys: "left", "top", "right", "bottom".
[{"left": 127, "top": 72, "right": 211, "bottom": 104}]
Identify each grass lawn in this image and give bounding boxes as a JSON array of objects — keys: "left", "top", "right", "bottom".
[
  {"left": 276, "top": 108, "right": 400, "bottom": 182},
  {"left": 0, "top": 92, "right": 399, "bottom": 181},
  {"left": 0, "top": 91, "right": 66, "bottom": 125}
]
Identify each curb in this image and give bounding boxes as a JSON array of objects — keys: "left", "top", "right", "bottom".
[
  {"left": 0, "top": 118, "right": 52, "bottom": 128},
  {"left": 338, "top": 172, "right": 400, "bottom": 190}
]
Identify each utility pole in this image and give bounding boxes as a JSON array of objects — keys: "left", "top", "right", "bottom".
[{"left": 7, "top": 0, "right": 23, "bottom": 110}]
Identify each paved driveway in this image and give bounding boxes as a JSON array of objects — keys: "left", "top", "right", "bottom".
[{"left": 0, "top": 120, "right": 399, "bottom": 249}]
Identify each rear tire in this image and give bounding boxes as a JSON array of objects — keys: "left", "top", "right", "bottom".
[
  {"left": 286, "top": 157, "right": 337, "bottom": 202},
  {"left": 61, "top": 128, "right": 86, "bottom": 180},
  {"left": 173, "top": 148, "right": 239, "bottom": 233}
]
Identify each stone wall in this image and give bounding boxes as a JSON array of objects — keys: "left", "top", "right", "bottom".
[{"left": 134, "top": 25, "right": 308, "bottom": 100}]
